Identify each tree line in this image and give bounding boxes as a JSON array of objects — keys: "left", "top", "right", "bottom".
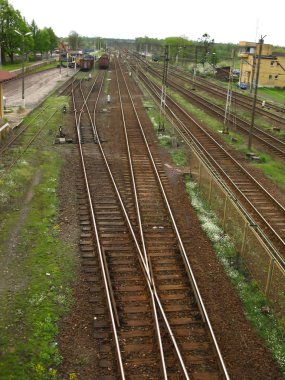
[
  {"left": 134, "top": 34, "right": 239, "bottom": 67},
  {"left": 0, "top": 0, "right": 57, "bottom": 64}
]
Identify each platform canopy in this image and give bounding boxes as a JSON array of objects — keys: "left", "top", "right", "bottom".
[{"left": 0, "top": 71, "right": 16, "bottom": 83}]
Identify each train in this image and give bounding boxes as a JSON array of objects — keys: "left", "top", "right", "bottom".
[
  {"left": 98, "top": 54, "right": 109, "bottom": 69},
  {"left": 79, "top": 57, "right": 94, "bottom": 71}
]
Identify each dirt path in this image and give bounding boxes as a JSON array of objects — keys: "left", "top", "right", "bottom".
[{"left": 0, "top": 170, "right": 41, "bottom": 293}]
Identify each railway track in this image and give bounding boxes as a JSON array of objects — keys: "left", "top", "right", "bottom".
[
  {"left": 0, "top": 76, "right": 80, "bottom": 176},
  {"left": 140, "top": 58, "right": 285, "bottom": 130},
  {"left": 0, "top": 104, "right": 57, "bottom": 175},
  {"left": 135, "top": 65, "right": 285, "bottom": 262},
  {"left": 72, "top": 58, "right": 230, "bottom": 378},
  {"left": 178, "top": 69, "right": 285, "bottom": 118},
  {"left": 134, "top": 59, "right": 285, "bottom": 161}
]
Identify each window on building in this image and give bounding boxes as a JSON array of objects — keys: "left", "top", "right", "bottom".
[
  {"left": 269, "top": 75, "right": 273, "bottom": 79},
  {"left": 275, "top": 75, "right": 279, "bottom": 80}
]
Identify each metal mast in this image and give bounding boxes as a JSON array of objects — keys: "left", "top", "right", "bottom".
[
  {"left": 159, "top": 45, "right": 169, "bottom": 132},
  {"left": 248, "top": 35, "right": 266, "bottom": 150},
  {"left": 223, "top": 49, "right": 235, "bottom": 134}
]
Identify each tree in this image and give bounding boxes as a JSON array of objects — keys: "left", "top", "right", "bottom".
[
  {"left": 35, "top": 28, "right": 50, "bottom": 58},
  {"left": 46, "top": 27, "right": 57, "bottom": 56},
  {"left": 164, "top": 36, "right": 191, "bottom": 64},
  {"left": 197, "top": 33, "right": 215, "bottom": 68},
  {"left": 0, "top": 0, "right": 30, "bottom": 63},
  {"left": 68, "top": 30, "right": 81, "bottom": 51}
]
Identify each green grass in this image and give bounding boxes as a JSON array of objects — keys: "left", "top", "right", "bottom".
[
  {"left": 0, "top": 61, "right": 57, "bottom": 72},
  {"left": 0, "top": 96, "right": 78, "bottom": 380},
  {"left": 171, "top": 148, "right": 188, "bottom": 166},
  {"left": 253, "top": 153, "right": 285, "bottom": 189},
  {"left": 257, "top": 87, "right": 285, "bottom": 104},
  {"left": 143, "top": 100, "right": 189, "bottom": 167}
]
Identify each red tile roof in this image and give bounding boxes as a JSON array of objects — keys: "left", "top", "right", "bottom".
[{"left": 0, "top": 71, "right": 17, "bottom": 83}]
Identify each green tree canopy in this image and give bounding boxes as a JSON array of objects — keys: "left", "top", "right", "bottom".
[
  {"left": 0, "top": 0, "right": 30, "bottom": 63},
  {"left": 68, "top": 30, "right": 82, "bottom": 51}
]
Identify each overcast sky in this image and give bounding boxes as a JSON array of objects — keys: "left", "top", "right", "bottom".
[{"left": 8, "top": 0, "right": 285, "bottom": 46}]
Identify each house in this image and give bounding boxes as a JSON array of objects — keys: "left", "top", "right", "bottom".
[
  {"left": 238, "top": 41, "right": 285, "bottom": 88},
  {"left": 215, "top": 66, "right": 231, "bottom": 81}
]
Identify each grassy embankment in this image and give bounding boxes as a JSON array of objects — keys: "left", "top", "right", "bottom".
[{"left": 0, "top": 96, "right": 78, "bottom": 380}]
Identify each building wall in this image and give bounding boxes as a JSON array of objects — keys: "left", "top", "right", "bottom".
[{"left": 238, "top": 41, "right": 285, "bottom": 88}]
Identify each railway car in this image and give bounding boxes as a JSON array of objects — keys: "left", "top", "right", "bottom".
[
  {"left": 98, "top": 54, "right": 109, "bottom": 69},
  {"left": 79, "top": 58, "right": 94, "bottom": 71}
]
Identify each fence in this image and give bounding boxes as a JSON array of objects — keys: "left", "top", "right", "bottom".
[
  {"left": 190, "top": 146, "right": 285, "bottom": 320},
  {"left": 11, "top": 59, "right": 56, "bottom": 77}
]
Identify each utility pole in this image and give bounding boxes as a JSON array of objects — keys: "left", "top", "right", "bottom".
[
  {"left": 248, "top": 35, "right": 266, "bottom": 150},
  {"left": 15, "top": 30, "right": 32, "bottom": 109},
  {"left": 159, "top": 45, "right": 169, "bottom": 132},
  {"left": 250, "top": 53, "right": 256, "bottom": 94},
  {"left": 192, "top": 45, "right": 197, "bottom": 90}
]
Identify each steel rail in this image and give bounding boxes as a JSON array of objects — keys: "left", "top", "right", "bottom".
[
  {"left": 120, "top": 60, "right": 230, "bottom": 379},
  {"left": 72, "top": 76, "right": 126, "bottom": 379},
  {"left": 171, "top": 67, "right": 285, "bottom": 120},
  {"left": 79, "top": 64, "right": 231, "bottom": 378},
  {"left": 143, "top": 62, "right": 285, "bottom": 158},
  {"left": 148, "top": 59, "right": 285, "bottom": 124},
  {"left": 0, "top": 106, "right": 60, "bottom": 179},
  {"left": 139, "top": 70, "right": 285, "bottom": 267},
  {"left": 137, "top": 69, "right": 285, "bottom": 261},
  {"left": 82, "top": 68, "right": 192, "bottom": 379},
  {"left": 0, "top": 104, "right": 50, "bottom": 156},
  {"left": 165, "top": 75, "right": 285, "bottom": 157},
  {"left": 114, "top": 60, "right": 168, "bottom": 379}
]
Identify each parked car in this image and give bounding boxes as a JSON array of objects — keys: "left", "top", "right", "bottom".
[{"left": 237, "top": 82, "right": 248, "bottom": 90}]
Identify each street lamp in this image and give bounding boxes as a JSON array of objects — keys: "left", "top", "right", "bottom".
[{"left": 15, "top": 30, "right": 32, "bottom": 109}]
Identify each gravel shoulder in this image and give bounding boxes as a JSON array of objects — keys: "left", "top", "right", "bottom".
[{"left": 2, "top": 67, "right": 74, "bottom": 129}]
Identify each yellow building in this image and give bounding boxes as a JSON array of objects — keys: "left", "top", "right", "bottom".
[{"left": 238, "top": 41, "right": 285, "bottom": 88}]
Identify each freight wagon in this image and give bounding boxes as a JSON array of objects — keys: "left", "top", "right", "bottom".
[
  {"left": 98, "top": 54, "right": 109, "bottom": 69},
  {"left": 79, "top": 58, "right": 94, "bottom": 71}
]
